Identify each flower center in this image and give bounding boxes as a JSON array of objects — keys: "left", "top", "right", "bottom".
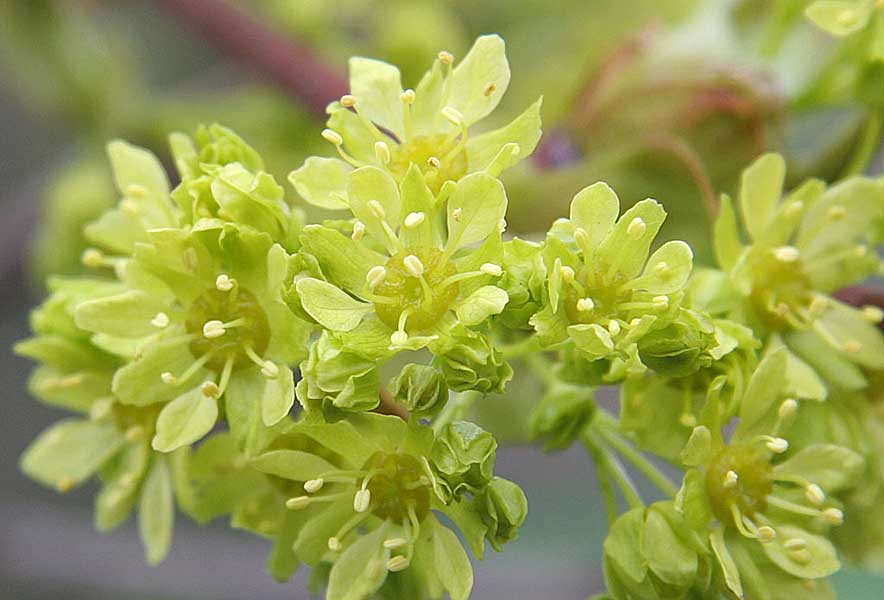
[
  {"left": 362, "top": 451, "right": 430, "bottom": 522},
  {"left": 373, "top": 247, "right": 459, "bottom": 332},
  {"left": 388, "top": 134, "right": 467, "bottom": 193},
  {"left": 562, "top": 265, "right": 632, "bottom": 324},
  {"left": 747, "top": 248, "right": 812, "bottom": 329},
  {"left": 706, "top": 444, "right": 773, "bottom": 525},
  {"left": 185, "top": 287, "right": 270, "bottom": 371}
]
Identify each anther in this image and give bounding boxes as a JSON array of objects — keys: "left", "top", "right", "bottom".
[
  {"left": 57, "top": 477, "right": 76, "bottom": 493},
  {"left": 626, "top": 217, "right": 646, "bottom": 239},
  {"left": 837, "top": 10, "right": 858, "bottom": 26},
  {"left": 340, "top": 94, "right": 357, "bottom": 107},
  {"left": 366, "top": 266, "right": 387, "bottom": 289},
  {"left": 321, "top": 129, "right": 344, "bottom": 145},
  {"left": 862, "top": 305, "right": 884, "bottom": 323},
  {"left": 822, "top": 507, "right": 844, "bottom": 525},
  {"left": 774, "top": 246, "right": 800, "bottom": 263},
  {"left": 374, "top": 141, "right": 391, "bottom": 164},
  {"left": 428, "top": 156, "right": 442, "bottom": 169},
  {"left": 679, "top": 413, "right": 697, "bottom": 428},
  {"left": 352, "top": 221, "right": 366, "bottom": 241},
  {"left": 390, "top": 330, "right": 408, "bottom": 346},
  {"left": 441, "top": 106, "right": 464, "bottom": 127},
  {"left": 766, "top": 437, "right": 789, "bottom": 454},
  {"left": 304, "top": 478, "right": 324, "bottom": 493},
  {"left": 809, "top": 296, "right": 828, "bottom": 317},
  {"left": 805, "top": 484, "right": 825, "bottom": 506},
  {"left": 784, "top": 538, "right": 807, "bottom": 551},
  {"left": 215, "top": 274, "right": 234, "bottom": 291},
  {"left": 778, "top": 399, "right": 798, "bottom": 419},
  {"left": 652, "top": 295, "right": 670, "bottom": 310},
  {"left": 161, "top": 372, "right": 177, "bottom": 385},
  {"left": 367, "top": 199, "right": 386, "bottom": 219},
  {"left": 400, "top": 89, "right": 416, "bottom": 104},
  {"left": 403, "top": 255, "right": 425, "bottom": 277},
  {"left": 827, "top": 205, "right": 846, "bottom": 220},
  {"left": 723, "top": 470, "right": 739, "bottom": 489},
  {"left": 286, "top": 496, "right": 311, "bottom": 510},
  {"left": 438, "top": 50, "right": 454, "bottom": 64},
  {"left": 854, "top": 245, "right": 868, "bottom": 258},
  {"left": 404, "top": 212, "right": 425, "bottom": 228},
  {"left": 202, "top": 320, "right": 226, "bottom": 339},
  {"left": 82, "top": 248, "right": 105, "bottom": 268},
  {"left": 844, "top": 340, "right": 862, "bottom": 355},
  {"left": 450, "top": 207, "right": 462, "bottom": 221},
  {"left": 120, "top": 198, "right": 140, "bottom": 215},
  {"left": 125, "top": 426, "right": 144, "bottom": 442},
  {"left": 383, "top": 538, "right": 408, "bottom": 549},
  {"left": 654, "top": 261, "right": 670, "bottom": 276},
  {"left": 576, "top": 297, "right": 595, "bottom": 312},
  {"left": 151, "top": 312, "right": 170, "bottom": 328},
  {"left": 261, "top": 361, "right": 280, "bottom": 379},
  {"left": 484, "top": 82, "right": 496, "bottom": 97},
  {"left": 387, "top": 556, "right": 410, "bottom": 572},
  {"left": 353, "top": 489, "right": 371, "bottom": 513},
  {"left": 574, "top": 228, "right": 589, "bottom": 248},
  {"left": 784, "top": 201, "right": 804, "bottom": 217},
  {"left": 789, "top": 548, "right": 813, "bottom": 564},
  {"left": 560, "top": 265, "right": 575, "bottom": 282},
  {"left": 608, "top": 320, "right": 621, "bottom": 336},
  {"left": 201, "top": 381, "right": 221, "bottom": 399},
  {"left": 328, "top": 537, "right": 342, "bottom": 551},
  {"left": 480, "top": 263, "right": 503, "bottom": 277},
  {"left": 757, "top": 526, "right": 777, "bottom": 543}
]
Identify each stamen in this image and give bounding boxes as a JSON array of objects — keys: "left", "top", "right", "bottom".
[
  {"left": 784, "top": 201, "right": 804, "bottom": 218},
  {"left": 844, "top": 340, "right": 862, "bottom": 355},
  {"left": 384, "top": 537, "right": 408, "bottom": 549},
  {"left": 822, "top": 507, "right": 843, "bottom": 525},
  {"left": 764, "top": 436, "right": 789, "bottom": 454},
  {"left": 352, "top": 221, "right": 366, "bottom": 241},
  {"left": 366, "top": 266, "right": 388, "bottom": 290},
  {"left": 560, "top": 265, "right": 576, "bottom": 283},
  {"left": 162, "top": 351, "right": 214, "bottom": 386},
  {"left": 723, "top": 470, "right": 739, "bottom": 489},
  {"left": 428, "top": 156, "right": 442, "bottom": 170},
  {"left": 805, "top": 484, "right": 825, "bottom": 506},
  {"left": 774, "top": 246, "right": 800, "bottom": 263},
  {"left": 626, "top": 217, "right": 646, "bottom": 239},
  {"left": 608, "top": 320, "right": 621, "bottom": 336},
  {"left": 203, "top": 320, "right": 226, "bottom": 339},
  {"left": 403, "top": 255, "right": 425, "bottom": 277},
  {"left": 215, "top": 274, "right": 235, "bottom": 292},
  {"left": 576, "top": 297, "right": 595, "bottom": 312},
  {"left": 862, "top": 305, "right": 884, "bottom": 323},
  {"left": 438, "top": 50, "right": 454, "bottom": 65},
  {"left": 367, "top": 200, "right": 386, "bottom": 219},
  {"left": 404, "top": 212, "right": 425, "bottom": 228},
  {"left": 784, "top": 538, "right": 807, "bottom": 551},
  {"left": 827, "top": 205, "right": 846, "bottom": 220},
  {"left": 321, "top": 128, "right": 344, "bottom": 146},
  {"left": 57, "top": 477, "right": 76, "bottom": 493},
  {"left": 387, "top": 556, "right": 410, "bottom": 572},
  {"left": 778, "top": 399, "right": 798, "bottom": 419},
  {"left": 390, "top": 331, "right": 408, "bottom": 346},
  {"left": 654, "top": 261, "right": 670, "bottom": 276},
  {"left": 484, "top": 82, "right": 496, "bottom": 97},
  {"left": 353, "top": 489, "right": 371, "bottom": 513},
  {"left": 125, "top": 426, "right": 144, "bottom": 442},
  {"left": 120, "top": 198, "right": 140, "bottom": 215},
  {"left": 652, "top": 295, "right": 670, "bottom": 310},
  {"left": 757, "top": 526, "right": 777, "bottom": 543},
  {"left": 261, "top": 360, "right": 280, "bottom": 379},
  {"left": 837, "top": 10, "right": 858, "bottom": 26},
  {"left": 201, "top": 381, "right": 221, "bottom": 399},
  {"left": 730, "top": 504, "right": 758, "bottom": 539},
  {"left": 151, "top": 312, "right": 170, "bottom": 328},
  {"left": 374, "top": 141, "right": 391, "bottom": 164},
  {"left": 480, "top": 263, "right": 503, "bottom": 277},
  {"left": 286, "top": 496, "right": 311, "bottom": 510},
  {"left": 340, "top": 94, "right": 357, "bottom": 108},
  {"left": 765, "top": 495, "right": 822, "bottom": 518},
  {"left": 679, "top": 413, "right": 697, "bottom": 427},
  {"left": 450, "top": 207, "right": 462, "bottom": 221},
  {"left": 161, "top": 372, "right": 177, "bottom": 384},
  {"left": 400, "top": 89, "right": 415, "bottom": 104},
  {"left": 574, "top": 228, "right": 589, "bottom": 251},
  {"left": 304, "top": 478, "right": 324, "bottom": 493},
  {"left": 328, "top": 537, "right": 342, "bottom": 551}
]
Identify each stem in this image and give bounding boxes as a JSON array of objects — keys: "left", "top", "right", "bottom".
[
  {"left": 583, "top": 433, "right": 620, "bottom": 525},
  {"left": 843, "top": 111, "right": 883, "bottom": 177},
  {"left": 498, "top": 335, "right": 541, "bottom": 359},
  {"left": 582, "top": 429, "right": 643, "bottom": 510},
  {"left": 148, "top": 0, "right": 347, "bottom": 116},
  {"left": 592, "top": 411, "right": 679, "bottom": 498},
  {"left": 376, "top": 388, "right": 408, "bottom": 420}
]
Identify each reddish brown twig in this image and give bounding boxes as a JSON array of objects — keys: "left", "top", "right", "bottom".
[
  {"left": 149, "top": 0, "right": 347, "bottom": 116},
  {"left": 836, "top": 286, "right": 884, "bottom": 331},
  {"left": 377, "top": 388, "right": 408, "bottom": 420}
]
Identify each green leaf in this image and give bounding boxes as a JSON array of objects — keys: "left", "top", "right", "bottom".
[
  {"left": 568, "top": 324, "right": 614, "bottom": 359},
  {"left": 299, "top": 224, "right": 385, "bottom": 294},
  {"left": 95, "top": 440, "right": 150, "bottom": 531},
  {"left": 714, "top": 194, "right": 743, "bottom": 272},
  {"left": 638, "top": 241, "right": 693, "bottom": 294},
  {"left": 262, "top": 363, "right": 295, "bottom": 426},
  {"left": 250, "top": 449, "right": 337, "bottom": 481},
  {"left": 466, "top": 97, "right": 543, "bottom": 171},
  {"left": 21, "top": 419, "right": 125, "bottom": 491},
  {"left": 736, "top": 347, "right": 788, "bottom": 440},
  {"left": 603, "top": 508, "right": 647, "bottom": 586},
  {"left": 805, "top": 1, "right": 873, "bottom": 36},
  {"left": 449, "top": 35, "right": 511, "bottom": 126},
  {"left": 288, "top": 157, "right": 351, "bottom": 210},
  {"left": 326, "top": 523, "right": 389, "bottom": 600},
  {"left": 710, "top": 528, "right": 743, "bottom": 599},
  {"left": 138, "top": 456, "right": 174, "bottom": 565},
  {"left": 432, "top": 517, "right": 474, "bottom": 600},
  {"left": 296, "top": 277, "right": 372, "bottom": 332},
  {"left": 398, "top": 165, "right": 437, "bottom": 249},
  {"left": 152, "top": 386, "right": 218, "bottom": 452},
  {"left": 762, "top": 524, "right": 840, "bottom": 579},
  {"left": 642, "top": 507, "right": 697, "bottom": 586},
  {"left": 349, "top": 57, "right": 405, "bottom": 137},
  {"left": 569, "top": 182, "right": 619, "bottom": 252},
  {"left": 348, "top": 166, "right": 403, "bottom": 240},
  {"left": 75, "top": 291, "right": 167, "bottom": 338},
  {"left": 445, "top": 172, "right": 507, "bottom": 254},
  {"left": 739, "top": 153, "right": 785, "bottom": 241},
  {"left": 598, "top": 199, "right": 667, "bottom": 279},
  {"left": 455, "top": 285, "right": 508, "bottom": 326},
  {"left": 681, "top": 426, "right": 712, "bottom": 467},
  {"left": 107, "top": 140, "right": 171, "bottom": 204},
  {"left": 773, "top": 444, "right": 864, "bottom": 492},
  {"left": 112, "top": 338, "right": 206, "bottom": 407}
]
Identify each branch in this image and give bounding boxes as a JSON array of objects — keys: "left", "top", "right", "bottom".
[
  {"left": 149, "top": 0, "right": 347, "bottom": 116},
  {"left": 376, "top": 388, "right": 408, "bottom": 420}
]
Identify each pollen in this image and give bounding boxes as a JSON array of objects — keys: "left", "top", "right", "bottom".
[
  {"left": 201, "top": 381, "right": 221, "bottom": 398},
  {"left": 261, "top": 360, "right": 280, "bottom": 379},
  {"left": 404, "top": 212, "right": 426, "bottom": 228},
  {"left": 202, "top": 320, "right": 226, "bottom": 339},
  {"left": 608, "top": 320, "right": 621, "bottom": 336},
  {"left": 441, "top": 106, "right": 464, "bottom": 127},
  {"left": 862, "top": 305, "right": 884, "bottom": 323},
  {"left": 560, "top": 265, "right": 576, "bottom": 282},
  {"left": 390, "top": 330, "right": 408, "bottom": 346},
  {"left": 374, "top": 140, "right": 391, "bottom": 164},
  {"left": 757, "top": 526, "right": 777, "bottom": 543},
  {"left": 827, "top": 205, "right": 846, "bottom": 220},
  {"left": 366, "top": 265, "right": 387, "bottom": 289},
  {"left": 400, "top": 89, "right": 416, "bottom": 104},
  {"left": 286, "top": 496, "right": 311, "bottom": 510},
  {"left": 353, "top": 489, "right": 371, "bottom": 513},
  {"left": 383, "top": 537, "right": 408, "bottom": 549},
  {"left": 387, "top": 556, "right": 410, "bottom": 572},
  {"left": 822, "top": 507, "right": 844, "bottom": 525},
  {"left": 765, "top": 437, "right": 789, "bottom": 454},
  {"left": 450, "top": 207, "right": 462, "bottom": 221},
  {"left": 151, "top": 312, "right": 170, "bottom": 328},
  {"left": 652, "top": 295, "right": 669, "bottom": 310},
  {"left": 120, "top": 198, "right": 140, "bottom": 215},
  {"left": 352, "top": 220, "right": 366, "bottom": 241},
  {"left": 304, "top": 478, "right": 324, "bottom": 493},
  {"left": 723, "top": 470, "right": 739, "bottom": 489},
  {"left": 340, "top": 94, "right": 357, "bottom": 107},
  {"left": 81, "top": 248, "right": 105, "bottom": 268},
  {"left": 805, "top": 484, "right": 825, "bottom": 506},
  {"left": 367, "top": 199, "right": 386, "bottom": 219},
  {"left": 654, "top": 261, "right": 670, "bottom": 276},
  {"left": 427, "top": 156, "right": 442, "bottom": 169},
  {"left": 321, "top": 128, "right": 344, "bottom": 146},
  {"left": 327, "top": 537, "right": 342, "bottom": 551},
  {"left": 215, "top": 274, "right": 234, "bottom": 291},
  {"left": 57, "top": 476, "right": 76, "bottom": 493},
  {"left": 784, "top": 201, "right": 804, "bottom": 218},
  {"left": 576, "top": 297, "right": 595, "bottom": 312},
  {"left": 844, "top": 340, "right": 862, "bottom": 355},
  {"left": 784, "top": 538, "right": 807, "bottom": 551},
  {"left": 679, "top": 413, "right": 697, "bottom": 427},
  {"left": 438, "top": 50, "right": 454, "bottom": 64},
  {"left": 626, "top": 217, "right": 646, "bottom": 239},
  {"left": 778, "top": 399, "right": 798, "bottom": 419},
  {"left": 161, "top": 371, "right": 177, "bottom": 385},
  {"left": 574, "top": 227, "right": 589, "bottom": 248}
]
